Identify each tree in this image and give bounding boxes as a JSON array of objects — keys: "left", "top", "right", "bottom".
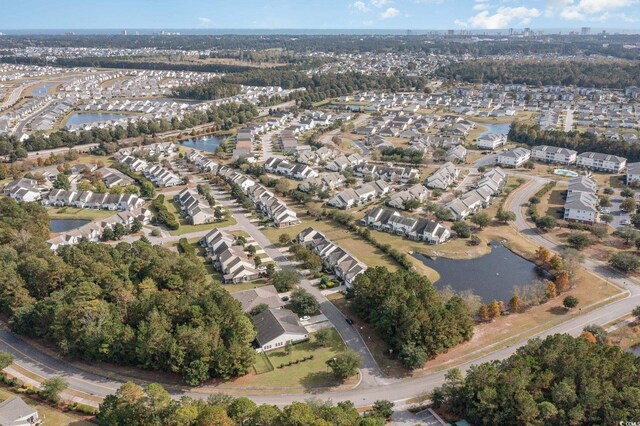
[
  {"left": 452, "top": 221, "right": 471, "bottom": 238},
  {"left": 0, "top": 351, "right": 13, "bottom": 370},
  {"left": 488, "top": 299, "right": 502, "bottom": 319},
  {"left": 508, "top": 295, "right": 522, "bottom": 313},
  {"left": 271, "top": 269, "right": 299, "bottom": 292},
  {"left": 403, "top": 198, "right": 420, "bottom": 211},
  {"left": 601, "top": 213, "right": 614, "bottom": 224},
  {"left": 289, "top": 288, "right": 320, "bottom": 316},
  {"left": 131, "top": 218, "right": 142, "bottom": 233},
  {"left": 621, "top": 197, "right": 637, "bottom": 213},
  {"left": 278, "top": 233, "right": 291, "bottom": 246},
  {"left": 140, "top": 181, "right": 156, "bottom": 199},
  {"left": 314, "top": 328, "right": 333, "bottom": 347},
  {"left": 535, "top": 246, "right": 552, "bottom": 264},
  {"left": 536, "top": 215, "right": 557, "bottom": 231},
  {"left": 471, "top": 212, "right": 491, "bottom": 229},
  {"left": 632, "top": 213, "right": 640, "bottom": 229},
  {"left": 245, "top": 244, "right": 257, "bottom": 256},
  {"left": 555, "top": 271, "right": 571, "bottom": 292},
  {"left": 495, "top": 209, "right": 516, "bottom": 223},
  {"left": 182, "top": 359, "right": 210, "bottom": 386},
  {"left": 41, "top": 377, "right": 68, "bottom": 404},
  {"left": 477, "top": 304, "right": 490, "bottom": 322},
  {"left": 567, "top": 233, "right": 591, "bottom": 250},
  {"left": 563, "top": 296, "right": 579, "bottom": 310},
  {"left": 546, "top": 280, "right": 558, "bottom": 299},
  {"left": 53, "top": 173, "right": 71, "bottom": 190},
  {"left": 616, "top": 226, "right": 639, "bottom": 245},
  {"left": 265, "top": 263, "right": 276, "bottom": 277},
  {"left": 249, "top": 303, "right": 269, "bottom": 317},
  {"left": 621, "top": 187, "right": 635, "bottom": 198},
  {"left": 633, "top": 306, "right": 640, "bottom": 323},
  {"left": 326, "top": 350, "right": 362, "bottom": 380},
  {"left": 227, "top": 397, "right": 257, "bottom": 425},
  {"left": 609, "top": 252, "right": 640, "bottom": 273},
  {"left": 371, "top": 400, "right": 394, "bottom": 420},
  {"left": 599, "top": 195, "right": 612, "bottom": 207}
]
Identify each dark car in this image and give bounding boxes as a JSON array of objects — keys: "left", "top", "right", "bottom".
[
  {"left": 281, "top": 296, "right": 290, "bottom": 302},
  {"left": 345, "top": 317, "right": 354, "bottom": 325}
]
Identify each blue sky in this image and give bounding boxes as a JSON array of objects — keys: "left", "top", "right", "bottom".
[{"left": 1, "top": 0, "right": 639, "bottom": 30}]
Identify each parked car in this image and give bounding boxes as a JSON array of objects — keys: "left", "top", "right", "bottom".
[
  {"left": 345, "top": 317, "right": 354, "bottom": 325},
  {"left": 281, "top": 296, "right": 290, "bottom": 302},
  {"left": 621, "top": 219, "right": 631, "bottom": 226},
  {"left": 301, "top": 315, "right": 310, "bottom": 321}
]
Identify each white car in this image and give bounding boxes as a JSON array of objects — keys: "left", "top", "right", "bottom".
[
  {"left": 300, "top": 316, "right": 311, "bottom": 321},
  {"left": 621, "top": 219, "right": 631, "bottom": 226}
]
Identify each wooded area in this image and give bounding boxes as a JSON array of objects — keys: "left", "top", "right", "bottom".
[
  {"left": 0, "top": 198, "right": 255, "bottom": 385},
  {"left": 433, "top": 334, "right": 640, "bottom": 425},
  {"left": 350, "top": 267, "right": 474, "bottom": 369}
]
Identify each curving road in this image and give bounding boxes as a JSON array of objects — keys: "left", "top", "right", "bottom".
[{"left": 1, "top": 177, "right": 639, "bottom": 408}]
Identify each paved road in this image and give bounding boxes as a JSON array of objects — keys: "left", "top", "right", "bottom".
[
  {"left": 1, "top": 178, "right": 639, "bottom": 408},
  {"left": 564, "top": 107, "right": 574, "bottom": 132}
]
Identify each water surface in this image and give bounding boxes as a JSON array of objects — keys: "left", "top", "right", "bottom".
[
  {"left": 66, "top": 113, "right": 132, "bottom": 126},
  {"left": 413, "top": 242, "right": 547, "bottom": 302},
  {"left": 49, "top": 219, "right": 90, "bottom": 233},
  {"left": 180, "top": 134, "right": 224, "bottom": 153}
]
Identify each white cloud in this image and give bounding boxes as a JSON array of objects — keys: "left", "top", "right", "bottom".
[
  {"left": 455, "top": 6, "right": 541, "bottom": 29},
  {"left": 197, "top": 17, "right": 211, "bottom": 27},
  {"left": 371, "top": 0, "right": 389, "bottom": 7},
  {"left": 352, "top": 1, "right": 370, "bottom": 12},
  {"left": 380, "top": 7, "right": 400, "bottom": 19},
  {"left": 547, "top": 0, "right": 638, "bottom": 21}
]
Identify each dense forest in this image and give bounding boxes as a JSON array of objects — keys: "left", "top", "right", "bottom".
[
  {"left": 174, "top": 70, "right": 429, "bottom": 107},
  {"left": 0, "top": 102, "right": 257, "bottom": 159},
  {"left": 350, "top": 267, "right": 474, "bottom": 368},
  {"left": 433, "top": 334, "right": 640, "bottom": 425},
  {"left": 1, "top": 34, "right": 639, "bottom": 59},
  {"left": 509, "top": 122, "right": 640, "bottom": 162},
  {"left": 437, "top": 59, "right": 640, "bottom": 89},
  {"left": 172, "top": 79, "right": 242, "bottom": 100},
  {"left": 97, "top": 382, "right": 391, "bottom": 425},
  {"left": 0, "top": 198, "right": 255, "bottom": 385}
]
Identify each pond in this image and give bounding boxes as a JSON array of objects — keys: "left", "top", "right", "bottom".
[
  {"left": 31, "top": 82, "right": 57, "bottom": 97},
  {"left": 65, "top": 113, "right": 133, "bottom": 126},
  {"left": 180, "top": 134, "right": 225, "bottom": 153},
  {"left": 476, "top": 122, "right": 512, "bottom": 139},
  {"left": 413, "top": 242, "right": 549, "bottom": 303},
  {"left": 49, "top": 219, "right": 90, "bottom": 233}
]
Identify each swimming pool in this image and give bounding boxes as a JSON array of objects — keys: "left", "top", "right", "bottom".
[{"left": 554, "top": 169, "right": 579, "bottom": 177}]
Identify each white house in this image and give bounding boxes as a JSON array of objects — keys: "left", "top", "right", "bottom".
[
  {"left": 0, "top": 397, "right": 42, "bottom": 426},
  {"left": 531, "top": 145, "right": 577, "bottom": 165},
  {"left": 628, "top": 162, "right": 640, "bottom": 186},
  {"left": 576, "top": 152, "right": 627, "bottom": 173},
  {"left": 252, "top": 308, "right": 308, "bottom": 353},
  {"left": 476, "top": 132, "right": 507, "bottom": 150},
  {"left": 497, "top": 147, "right": 531, "bottom": 168}
]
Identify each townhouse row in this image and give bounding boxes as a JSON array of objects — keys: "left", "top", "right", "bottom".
[
  {"left": 201, "top": 228, "right": 263, "bottom": 284},
  {"left": 264, "top": 157, "right": 319, "bottom": 180},
  {"left": 296, "top": 228, "right": 367, "bottom": 287},
  {"left": 446, "top": 167, "right": 508, "bottom": 220},
  {"left": 176, "top": 188, "right": 216, "bottom": 225},
  {"left": 42, "top": 189, "right": 144, "bottom": 211},
  {"left": 327, "top": 179, "right": 390, "bottom": 209},
  {"left": 216, "top": 166, "right": 300, "bottom": 228},
  {"left": 564, "top": 175, "right": 599, "bottom": 224},
  {"left": 361, "top": 206, "right": 451, "bottom": 244}
]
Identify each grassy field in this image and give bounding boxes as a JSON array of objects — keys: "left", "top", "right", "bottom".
[
  {"left": 0, "top": 386, "right": 93, "bottom": 425},
  {"left": 163, "top": 196, "right": 237, "bottom": 236},
  {"left": 223, "top": 279, "right": 270, "bottom": 293},
  {"left": 226, "top": 328, "right": 357, "bottom": 390},
  {"left": 47, "top": 206, "right": 115, "bottom": 221}
]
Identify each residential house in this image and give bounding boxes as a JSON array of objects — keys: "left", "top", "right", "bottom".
[
  {"left": 564, "top": 175, "right": 599, "bottom": 224},
  {"left": 232, "top": 285, "right": 285, "bottom": 314},
  {"left": 361, "top": 207, "right": 451, "bottom": 244},
  {"left": 0, "top": 397, "right": 42, "bottom": 426},
  {"left": 425, "top": 162, "right": 459, "bottom": 189},
  {"left": 476, "top": 132, "right": 507, "bottom": 150},
  {"left": 497, "top": 147, "right": 531, "bottom": 168},
  {"left": 252, "top": 308, "right": 308, "bottom": 353},
  {"left": 531, "top": 145, "right": 577, "bottom": 165},
  {"left": 576, "top": 152, "right": 627, "bottom": 173}
]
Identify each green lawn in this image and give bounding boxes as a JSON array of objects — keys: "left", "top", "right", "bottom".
[
  {"left": 223, "top": 279, "right": 269, "bottom": 293},
  {"left": 0, "top": 386, "right": 93, "bottom": 425},
  {"left": 243, "top": 328, "right": 356, "bottom": 389},
  {"left": 47, "top": 206, "right": 115, "bottom": 221},
  {"left": 163, "top": 197, "right": 237, "bottom": 236}
]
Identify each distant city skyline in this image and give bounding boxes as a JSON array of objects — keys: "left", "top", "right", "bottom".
[{"left": 1, "top": 0, "right": 639, "bottom": 32}]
